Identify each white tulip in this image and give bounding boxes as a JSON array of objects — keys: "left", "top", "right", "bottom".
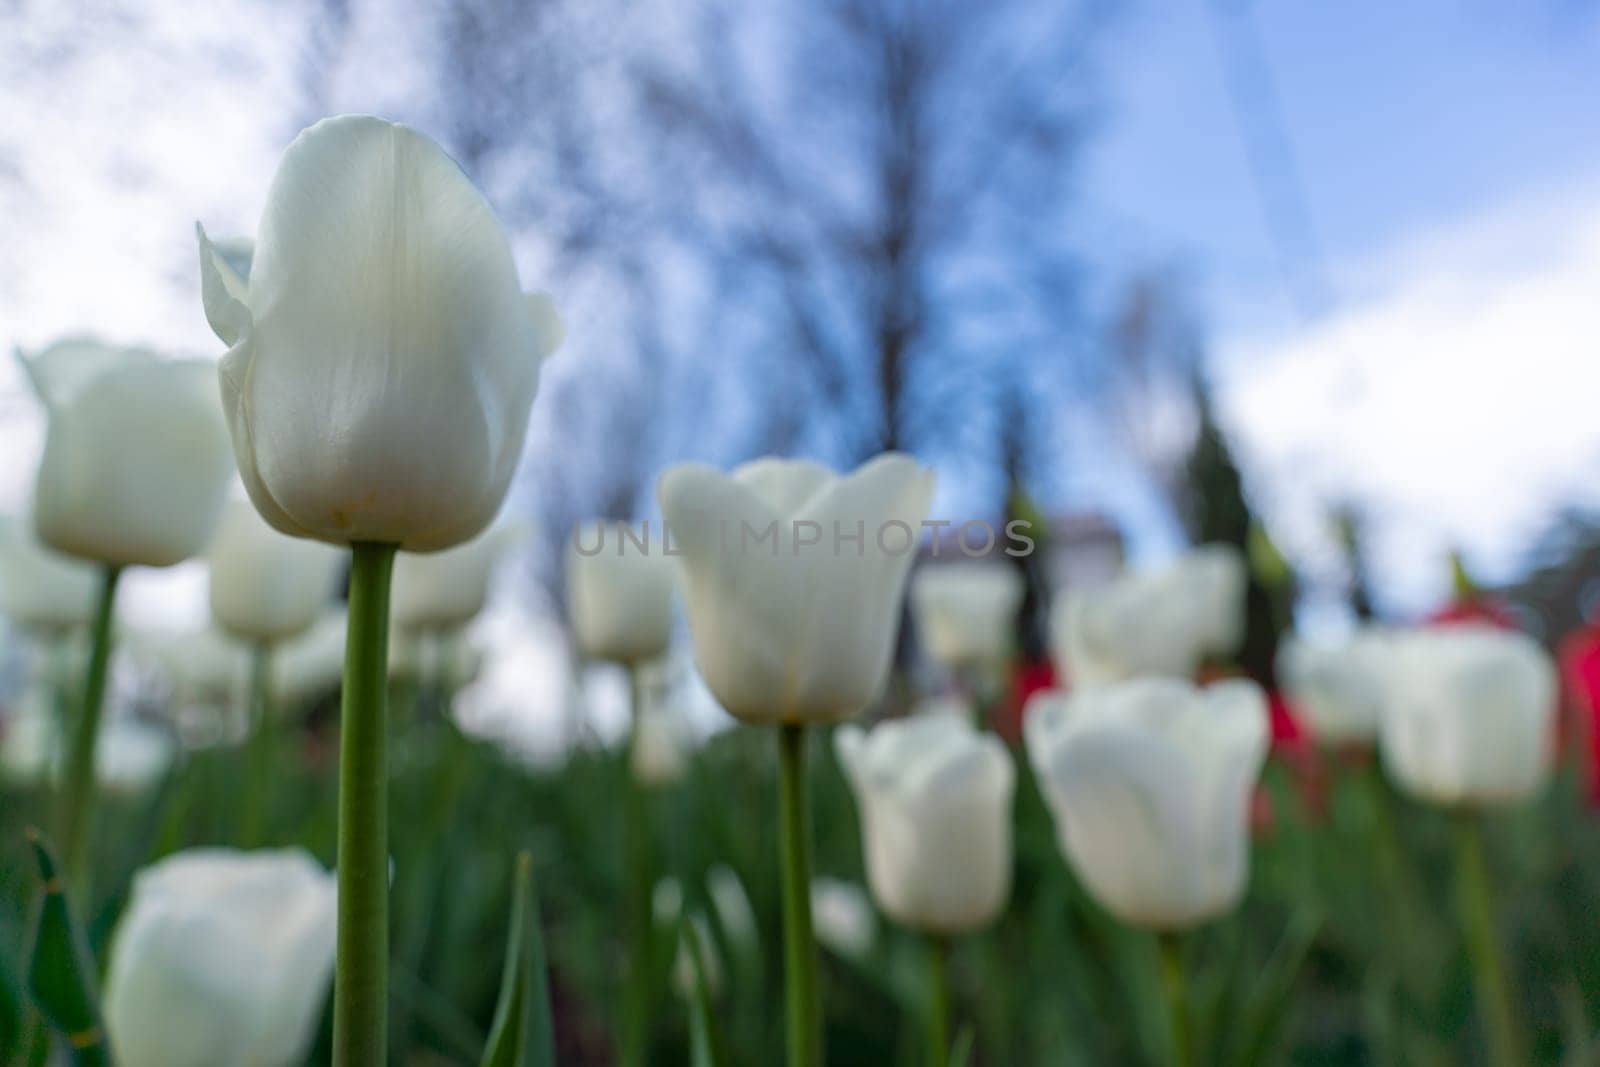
[
  {"left": 706, "top": 864, "right": 759, "bottom": 953},
  {"left": 1, "top": 711, "right": 58, "bottom": 786},
  {"left": 810, "top": 877, "right": 877, "bottom": 960},
  {"left": 910, "top": 560, "right": 1025, "bottom": 669},
  {"left": 18, "top": 340, "right": 234, "bottom": 568},
  {"left": 392, "top": 523, "right": 520, "bottom": 632},
  {"left": 657, "top": 454, "right": 935, "bottom": 725},
  {"left": 0, "top": 514, "right": 98, "bottom": 632},
  {"left": 913, "top": 693, "right": 978, "bottom": 723},
  {"left": 198, "top": 115, "right": 563, "bottom": 552},
  {"left": 564, "top": 520, "right": 676, "bottom": 665},
  {"left": 271, "top": 610, "right": 347, "bottom": 708},
  {"left": 836, "top": 711, "right": 1014, "bottom": 933},
  {"left": 1378, "top": 626, "right": 1556, "bottom": 807},
  {"left": 1025, "top": 678, "right": 1268, "bottom": 930},
  {"left": 96, "top": 717, "right": 176, "bottom": 795},
  {"left": 104, "top": 848, "right": 337, "bottom": 1067},
  {"left": 208, "top": 499, "right": 343, "bottom": 642},
  {"left": 1277, "top": 628, "right": 1392, "bottom": 744},
  {"left": 1052, "top": 543, "right": 1246, "bottom": 687},
  {"left": 631, "top": 705, "right": 689, "bottom": 787}
]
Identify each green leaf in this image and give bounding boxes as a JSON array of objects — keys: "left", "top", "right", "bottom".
[
  {"left": 479, "top": 851, "right": 555, "bottom": 1067},
  {"left": 1228, "top": 906, "right": 1323, "bottom": 1067},
  {"left": 23, "top": 828, "right": 111, "bottom": 1067},
  {"left": 683, "top": 916, "right": 727, "bottom": 1067}
]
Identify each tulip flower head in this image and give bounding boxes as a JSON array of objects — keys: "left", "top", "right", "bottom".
[
  {"left": 0, "top": 514, "right": 98, "bottom": 632},
  {"left": 910, "top": 559, "right": 1026, "bottom": 669},
  {"left": 811, "top": 877, "right": 877, "bottom": 960},
  {"left": 208, "top": 498, "right": 343, "bottom": 642},
  {"left": 18, "top": 340, "right": 234, "bottom": 568},
  {"left": 631, "top": 703, "right": 690, "bottom": 787},
  {"left": 836, "top": 710, "right": 1015, "bottom": 933},
  {"left": 104, "top": 848, "right": 337, "bottom": 1067},
  {"left": 1378, "top": 626, "right": 1556, "bottom": 808},
  {"left": 198, "top": 115, "right": 563, "bottom": 552},
  {"left": 1278, "top": 628, "right": 1393, "bottom": 745},
  {"left": 564, "top": 520, "right": 676, "bottom": 665},
  {"left": 392, "top": 522, "right": 522, "bottom": 632},
  {"left": 1052, "top": 543, "right": 1247, "bottom": 687},
  {"left": 657, "top": 454, "right": 935, "bottom": 725},
  {"left": 1025, "top": 678, "right": 1269, "bottom": 930},
  {"left": 96, "top": 717, "right": 176, "bottom": 795}
]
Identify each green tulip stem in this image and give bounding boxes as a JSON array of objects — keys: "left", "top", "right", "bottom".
[
  {"left": 1454, "top": 813, "right": 1524, "bottom": 1067},
  {"left": 778, "top": 722, "right": 823, "bottom": 1067},
  {"left": 333, "top": 542, "right": 397, "bottom": 1067},
  {"left": 621, "top": 663, "right": 653, "bottom": 1067},
  {"left": 926, "top": 935, "right": 951, "bottom": 1067},
  {"left": 59, "top": 564, "right": 121, "bottom": 895},
  {"left": 241, "top": 640, "right": 276, "bottom": 847},
  {"left": 1156, "top": 932, "right": 1192, "bottom": 1067}
]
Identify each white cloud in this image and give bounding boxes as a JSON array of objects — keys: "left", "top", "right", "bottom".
[{"left": 1220, "top": 178, "right": 1600, "bottom": 612}]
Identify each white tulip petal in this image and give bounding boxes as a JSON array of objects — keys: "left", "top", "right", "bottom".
[{"left": 196, "top": 224, "right": 254, "bottom": 347}]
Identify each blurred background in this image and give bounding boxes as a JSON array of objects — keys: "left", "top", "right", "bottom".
[{"left": 4, "top": 3, "right": 1600, "bottom": 1062}]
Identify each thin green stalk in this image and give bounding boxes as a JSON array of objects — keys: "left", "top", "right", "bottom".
[
  {"left": 241, "top": 640, "right": 276, "bottom": 847},
  {"left": 621, "top": 664, "right": 653, "bottom": 1067},
  {"left": 1156, "top": 932, "right": 1192, "bottom": 1067},
  {"left": 59, "top": 565, "right": 120, "bottom": 895},
  {"left": 1454, "top": 813, "right": 1524, "bottom": 1067},
  {"left": 926, "top": 935, "right": 951, "bottom": 1067},
  {"left": 778, "top": 723, "right": 822, "bottom": 1067},
  {"left": 333, "top": 542, "right": 397, "bottom": 1067}
]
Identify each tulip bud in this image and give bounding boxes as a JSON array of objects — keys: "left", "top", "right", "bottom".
[
  {"left": 103, "top": 849, "right": 336, "bottom": 1067},
  {"left": 1277, "top": 628, "right": 1392, "bottom": 744},
  {"left": 0, "top": 515, "right": 98, "bottom": 633},
  {"left": 18, "top": 340, "right": 234, "bottom": 568},
  {"left": 631, "top": 704, "right": 689, "bottom": 787},
  {"left": 392, "top": 523, "right": 521, "bottom": 632},
  {"left": 208, "top": 499, "right": 343, "bottom": 643},
  {"left": 564, "top": 521, "right": 675, "bottom": 665},
  {"left": 1024, "top": 678, "right": 1268, "bottom": 930},
  {"left": 271, "top": 610, "right": 347, "bottom": 708},
  {"left": 198, "top": 115, "right": 563, "bottom": 552},
  {"left": 1378, "top": 626, "right": 1555, "bottom": 807},
  {"left": 836, "top": 711, "right": 1014, "bottom": 933},
  {"left": 657, "top": 454, "right": 935, "bottom": 725},
  {"left": 1051, "top": 543, "right": 1246, "bottom": 686},
  {"left": 810, "top": 878, "right": 876, "bottom": 960},
  {"left": 910, "top": 560, "right": 1025, "bottom": 669}
]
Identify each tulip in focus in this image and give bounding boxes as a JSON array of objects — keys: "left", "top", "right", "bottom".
[
  {"left": 910, "top": 560, "right": 1025, "bottom": 670},
  {"left": 1025, "top": 677, "right": 1269, "bottom": 929},
  {"left": 1378, "top": 626, "right": 1556, "bottom": 807},
  {"left": 104, "top": 848, "right": 337, "bottom": 1067},
  {"left": 1277, "top": 628, "right": 1392, "bottom": 745},
  {"left": 836, "top": 711, "right": 1014, "bottom": 933},
  {"left": 1052, "top": 544, "right": 1246, "bottom": 688},
  {"left": 198, "top": 115, "right": 563, "bottom": 552},
  {"left": 658, "top": 454, "right": 935, "bottom": 725},
  {"left": 208, "top": 498, "right": 343, "bottom": 643}
]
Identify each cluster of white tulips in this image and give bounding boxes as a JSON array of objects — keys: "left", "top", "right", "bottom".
[{"left": 0, "top": 109, "right": 1570, "bottom": 1067}]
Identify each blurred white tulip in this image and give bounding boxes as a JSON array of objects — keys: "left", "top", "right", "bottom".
[
  {"left": 198, "top": 115, "right": 563, "bottom": 552},
  {"left": 392, "top": 524, "right": 521, "bottom": 632},
  {"left": 1025, "top": 678, "right": 1268, "bottom": 930},
  {"left": 1278, "top": 628, "right": 1392, "bottom": 744},
  {"left": 104, "top": 848, "right": 336, "bottom": 1067},
  {"left": 836, "top": 711, "right": 1014, "bottom": 933},
  {"left": 672, "top": 913, "right": 722, "bottom": 1000},
  {"left": 1, "top": 710, "right": 58, "bottom": 786},
  {"left": 208, "top": 499, "right": 342, "bottom": 643},
  {"left": 910, "top": 560, "right": 1025, "bottom": 669},
  {"left": 18, "top": 340, "right": 234, "bottom": 568},
  {"left": 271, "top": 610, "right": 348, "bottom": 708},
  {"left": 0, "top": 514, "right": 98, "bottom": 632},
  {"left": 706, "top": 864, "right": 759, "bottom": 954},
  {"left": 96, "top": 717, "right": 176, "bottom": 795},
  {"left": 1378, "top": 626, "right": 1556, "bottom": 807},
  {"left": 810, "top": 877, "right": 876, "bottom": 960},
  {"left": 1051, "top": 543, "right": 1246, "bottom": 687},
  {"left": 564, "top": 520, "right": 675, "bottom": 665},
  {"left": 913, "top": 693, "right": 977, "bottom": 723},
  {"left": 631, "top": 704, "right": 689, "bottom": 787},
  {"left": 658, "top": 454, "right": 935, "bottom": 725}
]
